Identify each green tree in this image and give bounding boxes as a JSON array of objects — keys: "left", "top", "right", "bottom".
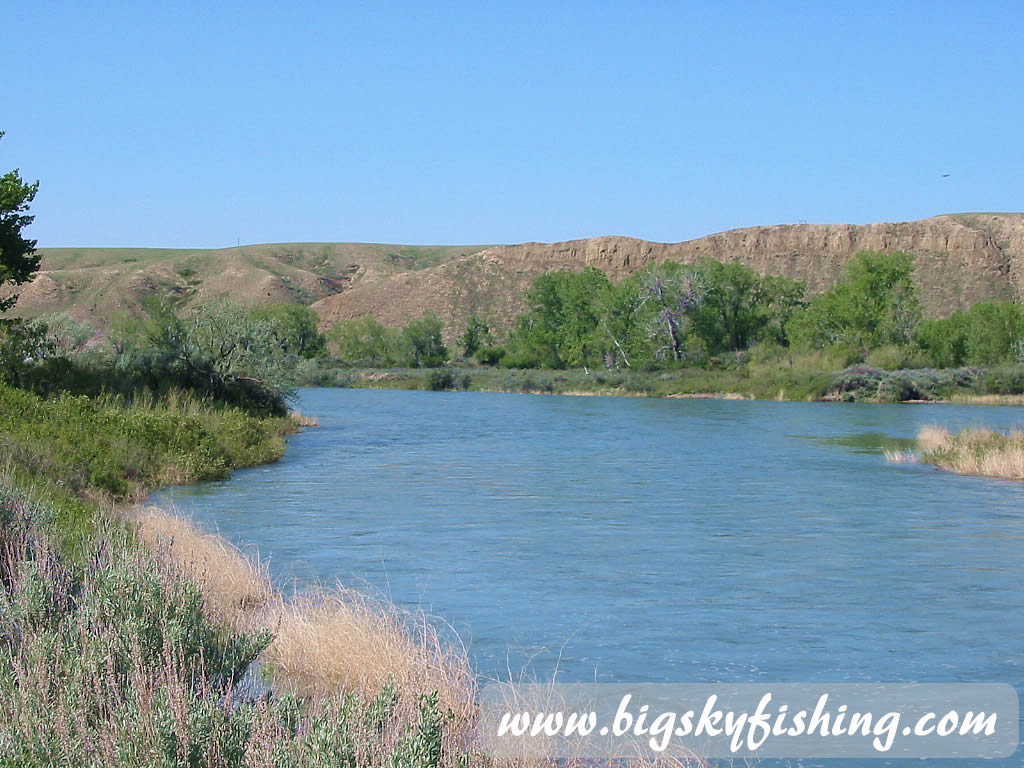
[
  {"left": 917, "top": 301, "right": 1024, "bottom": 366},
  {"left": 456, "top": 315, "right": 494, "bottom": 359},
  {"left": 113, "top": 298, "right": 296, "bottom": 412},
  {"left": 507, "top": 268, "right": 611, "bottom": 368},
  {"left": 594, "top": 275, "right": 647, "bottom": 367},
  {"left": 250, "top": 304, "right": 326, "bottom": 359},
  {"left": 636, "top": 262, "right": 702, "bottom": 362},
  {"left": 0, "top": 319, "right": 52, "bottom": 387},
  {"left": 687, "top": 260, "right": 807, "bottom": 352},
  {"left": 0, "top": 132, "right": 40, "bottom": 313},
  {"left": 29, "top": 312, "right": 97, "bottom": 357},
  {"left": 399, "top": 313, "right": 448, "bottom": 367},
  {"left": 328, "top": 315, "right": 403, "bottom": 365},
  {"left": 757, "top": 273, "right": 809, "bottom": 347},
  {"left": 787, "top": 251, "right": 921, "bottom": 350}
]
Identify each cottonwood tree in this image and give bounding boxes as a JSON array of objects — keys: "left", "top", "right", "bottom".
[
  {"left": 456, "top": 315, "right": 494, "bottom": 359},
  {"left": 399, "top": 313, "right": 448, "bottom": 367},
  {"left": 638, "top": 263, "right": 702, "bottom": 361},
  {"left": 687, "top": 260, "right": 807, "bottom": 352},
  {"left": 508, "top": 268, "right": 611, "bottom": 368},
  {"left": 786, "top": 251, "right": 922, "bottom": 350}
]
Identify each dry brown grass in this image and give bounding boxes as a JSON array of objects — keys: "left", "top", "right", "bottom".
[
  {"left": 129, "top": 505, "right": 475, "bottom": 717},
  {"left": 917, "top": 425, "right": 954, "bottom": 453},
  {"left": 918, "top": 425, "right": 1024, "bottom": 481},
  {"left": 132, "top": 505, "right": 275, "bottom": 631},
  {"left": 263, "top": 589, "right": 476, "bottom": 719},
  {"left": 665, "top": 392, "right": 751, "bottom": 400},
  {"left": 289, "top": 410, "right": 320, "bottom": 427}
]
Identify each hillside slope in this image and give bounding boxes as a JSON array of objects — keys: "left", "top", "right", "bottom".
[
  {"left": 10, "top": 214, "right": 1024, "bottom": 344},
  {"left": 10, "top": 243, "right": 489, "bottom": 322},
  {"left": 312, "top": 213, "right": 1024, "bottom": 341}
]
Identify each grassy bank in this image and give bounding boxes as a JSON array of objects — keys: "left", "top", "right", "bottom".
[
  {"left": 916, "top": 425, "right": 1024, "bottom": 481},
  {"left": 0, "top": 385, "right": 299, "bottom": 556},
  {"left": 0, "top": 384, "right": 479, "bottom": 767}
]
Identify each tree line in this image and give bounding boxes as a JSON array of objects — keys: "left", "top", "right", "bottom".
[{"left": 458, "top": 251, "right": 1024, "bottom": 371}]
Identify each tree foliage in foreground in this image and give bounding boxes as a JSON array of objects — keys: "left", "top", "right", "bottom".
[{"left": 0, "top": 131, "right": 40, "bottom": 313}]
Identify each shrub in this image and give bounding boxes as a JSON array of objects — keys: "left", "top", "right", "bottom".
[
  {"left": 0, "top": 491, "right": 473, "bottom": 768},
  {"left": 0, "top": 384, "right": 293, "bottom": 500},
  {"left": 830, "top": 366, "right": 884, "bottom": 401},
  {"left": 973, "top": 365, "right": 1024, "bottom": 395},
  {"left": 864, "top": 344, "right": 934, "bottom": 370},
  {"left": 472, "top": 345, "right": 506, "bottom": 366},
  {"left": 426, "top": 369, "right": 456, "bottom": 391}
]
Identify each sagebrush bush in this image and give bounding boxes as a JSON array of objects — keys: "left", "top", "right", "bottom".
[{"left": 829, "top": 366, "right": 978, "bottom": 402}]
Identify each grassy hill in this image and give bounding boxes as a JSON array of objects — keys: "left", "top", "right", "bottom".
[{"left": 9, "top": 242, "right": 490, "bottom": 324}]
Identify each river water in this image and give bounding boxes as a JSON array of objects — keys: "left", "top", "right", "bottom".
[{"left": 150, "top": 388, "right": 1024, "bottom": 765}]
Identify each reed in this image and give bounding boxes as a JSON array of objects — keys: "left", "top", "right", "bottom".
[{"left": 917, "top": 425, "right": 1024, "bottom": 480}]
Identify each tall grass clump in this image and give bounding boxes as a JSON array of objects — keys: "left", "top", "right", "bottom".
[
  {"left": 133, "top": 507, "right": 475, "bottom": 718},
  {"left": 917, "top": 425, "right": 1024, "bottom": 480}
]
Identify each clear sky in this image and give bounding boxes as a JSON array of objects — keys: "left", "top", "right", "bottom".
[{"left": 5, "top": 1, "right": 1022, "bottom": 248}]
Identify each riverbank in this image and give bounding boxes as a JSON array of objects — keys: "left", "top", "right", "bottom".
[
  {"left": 304, "top": 362, "right": 1024, "bottom": 404},
  {"left": 0, "top": 383, "right": 477, "bottom": 767}
]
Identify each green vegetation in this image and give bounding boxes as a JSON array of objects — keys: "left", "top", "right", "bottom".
[
  {"left": 0, "top": 131, "right": 39, "bottom": 313},
  {"left": 786, "top": 251, "right": 920, "bottom": 349},
  {"left": 0, "top": 475, "right": 473, "bottom": 767},
  {"left": 0, "top": 385, "right": 294, "bottom": 501},
  {"left": 3, "top": 298, "right": 329, "bottom": 414},
  {"left": 328, "top": 312, "right": 448, "bottom": 368},
  {"left": 455, "top": 315, "right": 493, "bottom": 359},
  {"left": 250, "top": 303, "right": 328, "bottom": 359},
  {"left": 308, "top": 250, "right": 1024, "bottom": 403},
  {"left": 916, "top": 301, "right": 1024, "bottom": 366},
  {"left": 0, "top": 310, "right": 471, "bottom": 765},
  {"left": 496, "top": 258, "right": 807, "bottom": 368}
]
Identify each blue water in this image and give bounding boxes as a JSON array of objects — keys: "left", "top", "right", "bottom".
[{"left": 150, "top": 388, "right": 1024, "bottom": 765}]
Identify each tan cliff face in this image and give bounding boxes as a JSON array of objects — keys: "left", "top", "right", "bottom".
[{"left": 312, "top": 213, "right": 1024, "bottom": 343}]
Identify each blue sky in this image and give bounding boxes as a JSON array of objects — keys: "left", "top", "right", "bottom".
[{"left": 5, "top": 1, "right": 1022, "bottom": 248}]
